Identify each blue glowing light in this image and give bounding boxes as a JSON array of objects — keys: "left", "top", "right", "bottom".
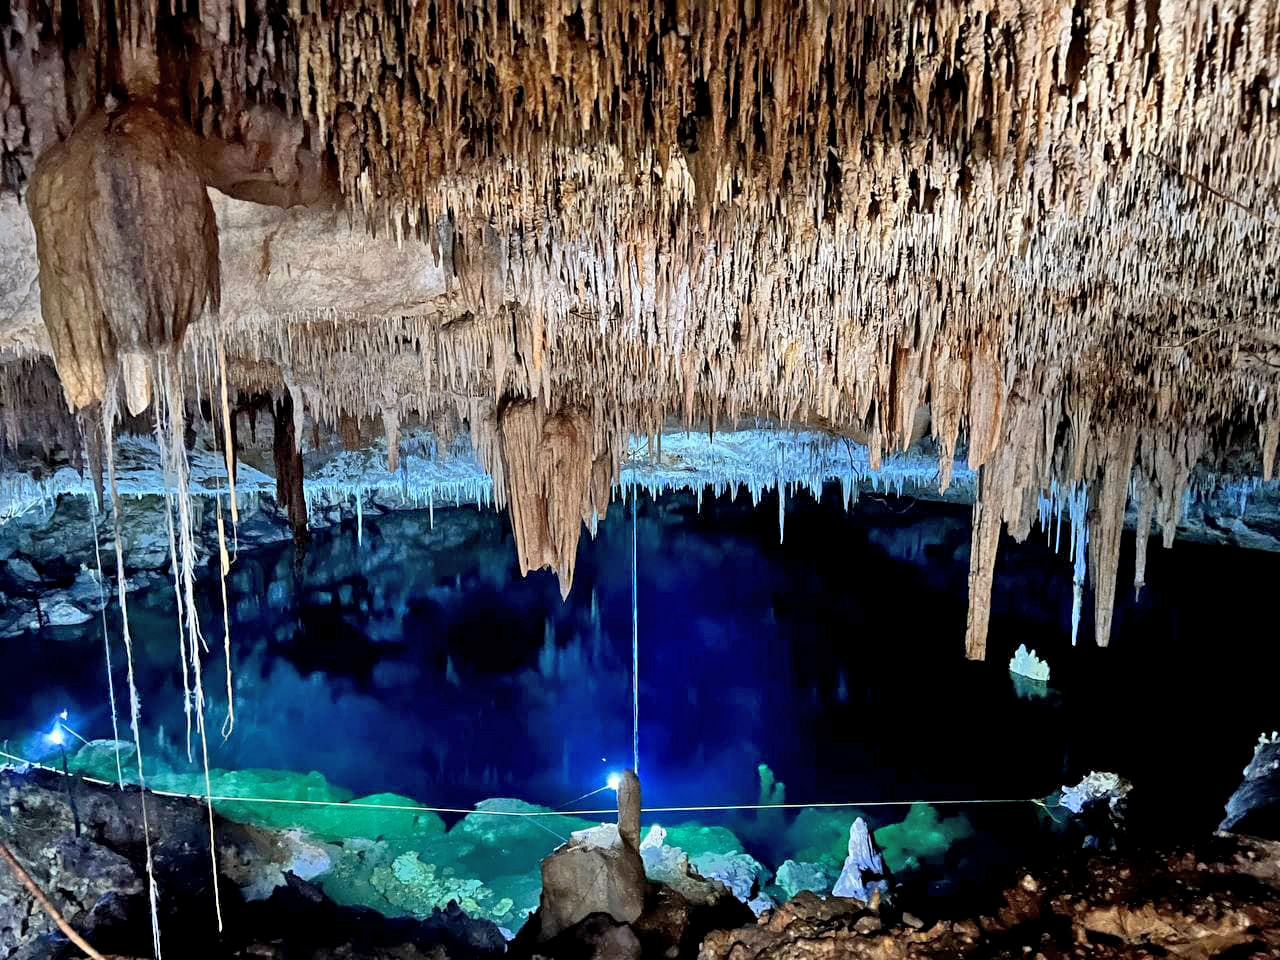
[
  {"left": 606, "top": 772, "right": 622, "bottom": 791},
  {"left": 47, "top": 723, "right": 65, "bottom": 747}
]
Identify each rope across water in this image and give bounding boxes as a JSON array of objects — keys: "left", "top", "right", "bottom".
[{"left": 0, "top": 748, "right": 1049, "bottom": 819}]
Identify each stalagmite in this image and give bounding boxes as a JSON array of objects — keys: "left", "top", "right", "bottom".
[{"left": 618, "top": 771, "right": 642, "bottom": 850}]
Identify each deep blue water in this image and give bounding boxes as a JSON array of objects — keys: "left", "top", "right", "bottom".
[{"left": 5, "top": 485, "right": 1278, "bottom": 895}]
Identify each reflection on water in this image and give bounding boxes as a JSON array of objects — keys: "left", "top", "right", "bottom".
[{"left": 6, "top": 486, "right": 1280, "bottom": 910}]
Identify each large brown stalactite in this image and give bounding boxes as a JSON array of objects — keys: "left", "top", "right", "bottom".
[
  {"left": 271, "top": 392, "right": 308, "bottom": 546},
  {"left": 1086, "top": 426, "right": 1139, "bottom": 650},
  {"left": 27, "top": 103, "right": 220, "bottom": 412},
  {"left": 496, "top": 400, "right": 616, "bottom": 599}
]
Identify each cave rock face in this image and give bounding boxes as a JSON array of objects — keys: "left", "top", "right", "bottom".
[{"left": 28, "top": 103, "right": 220, "bottom": 412}]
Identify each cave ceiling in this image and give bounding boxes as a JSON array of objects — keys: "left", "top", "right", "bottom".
[{"left": 0, "top": 0, "right": 1277, "bottom": 655}]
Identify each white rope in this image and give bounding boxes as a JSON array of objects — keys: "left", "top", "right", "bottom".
[
  {"left": 88, "top": 507, "right": 123, "bottom": 790},
  {"left": 0, "top": 749, "right": 1046, "bottom": 818},
  {"left": 157, "top": 357, "right": 225, "bottom": 933}
]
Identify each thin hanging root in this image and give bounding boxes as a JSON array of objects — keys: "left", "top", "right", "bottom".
[
  {"left": 216, "top": 492, "right": 234, "bottom": 740},
  {"left": 158, "top": 354, "right": 225, "bottom": 933},
  {"left": 216, "top": 331, "right": 238, "bottom": 537},
  {"left": 88, "top": 509, "right": 123, "bottom": 789},
  {"left": 103, "top": 384, "right": 163, "bottom": 960},
  {"left": 156, "top": 408, "right": 193, "bottom": 762},
  {"left": 0, "top": 842, "right": 108, "bottom": 960},
  {"left": 85, "top": 424, "right": 124, "bottom": 790}
]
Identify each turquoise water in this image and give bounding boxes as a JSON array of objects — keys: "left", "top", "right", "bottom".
[{"left": 6, "top": 486, "right": 1277, "bottom": 926}]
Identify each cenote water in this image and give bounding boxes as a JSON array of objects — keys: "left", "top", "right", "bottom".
[{"left": 4, "top": 486, "right": 1277, "bottom": 927}]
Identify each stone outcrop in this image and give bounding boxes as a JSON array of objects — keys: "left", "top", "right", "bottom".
[
  {"left": 1222, "top": 734, "right": 1280, "bottom": 839},
  {"left": 532, "top": 823, "right": 648, "bottom": 941}
]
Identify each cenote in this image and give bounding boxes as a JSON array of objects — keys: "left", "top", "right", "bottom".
[{"left": 4, "top": 483, "right": 1276, "bottom": 932}]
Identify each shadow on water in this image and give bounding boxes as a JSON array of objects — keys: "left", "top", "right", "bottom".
[{"left": 5, "top": 483, "right": 1279, "bottom": 908}]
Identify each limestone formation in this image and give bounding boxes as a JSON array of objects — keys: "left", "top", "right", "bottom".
[
  {"left": 534, "top": 824, "right": 647, "bottom": 941},
  {"left": 2, "top": 0, "right": 1280, "bottom": 658},
  {"left": 27, "top": 104, "right": 219, "bottom": 412},
  {"left": 618, "top": 771, "right": 642, "bottom": 852},
  {"left": 831, "top": 818, "right": 889, "bottom": 904}
]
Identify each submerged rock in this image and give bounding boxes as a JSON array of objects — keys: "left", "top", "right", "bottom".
[
  {"left": 774, "top": 859, "right": 835, "bottom": 900},
  {"left": 688, "top": 850, "right": 770, "bottom": 903},
  {"left": 832, "top": 817, "right": 889, "bottom": 903},
  {"left": 873, "top": 804, "right": 975, "bottom": 874},
  {"left": 639, "top": 825, "right": 729, "bottom": 907}
]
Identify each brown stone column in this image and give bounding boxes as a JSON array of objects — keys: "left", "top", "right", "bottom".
[{"left": 272, "top": 392, "right": 309, "bottom": 546}]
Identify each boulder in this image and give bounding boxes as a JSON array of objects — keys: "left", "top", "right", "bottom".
[
  {"left": 41, "top": 599, "right": 92, "bottom": 626},
  {"left": 1221, "top": 733, "right": 1280, "bottom": 838},
  {"left": 632, "top": 883, "right": 752, "bottom": 959},
  {"left": 0, "top": 835, "right": 142, "bottom": 957},
  {"left": 531, "top": 913, "right": 642, "bottom": 960},
  {"left": 5, "top": 557, "right": 41, "bottom": 582},
  {"left": 535, "top": 824, "right": 647, "bottom": 941}
]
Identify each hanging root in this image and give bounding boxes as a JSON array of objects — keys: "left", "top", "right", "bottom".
[
  {"left": 216, "top": 330, "right": 239, "bottom": 536},
  {"left": 155, "top": 403, "right": 194, "bottom": 761},
  {"left": 157, "top": 353, "right": 225, "bottom": 933},
  {"left": 215, "top": 329, "right": 237, "bottom": 739},
  {"left": 0, "top": 842, "right": 108, "bottom": 960},
  {"left": 85, "top": 425, "right": 124, "bottom": 790},
  {"left": 103, "top": 382, "right": 164, "bottom": 960},
  {"left": 216, "top": 491, "right": 234, "bottom": 739}
]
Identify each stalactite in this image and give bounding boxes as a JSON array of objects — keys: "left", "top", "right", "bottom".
[
  {"left": 27, "top": 104, "right": 219, "bottom": 412},
  {"left": 495, "top": 400, "right": 617, "bottom": 597},
  {"left": 1133, "top": 472, "right": 1156, "bottom": 600},
  {"left": 1086, "top": 426, "right": 1139, "bottom": 649},
  {"left": 964, "top": 484, "right": 1003, "bottom": 661},
  {"left": 272, "top": 391, "right": 310, "bottom": 545}
]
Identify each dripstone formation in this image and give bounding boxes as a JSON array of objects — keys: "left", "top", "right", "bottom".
[{"left": 1, "top": 0, "right": 1278, "bottom": 654}]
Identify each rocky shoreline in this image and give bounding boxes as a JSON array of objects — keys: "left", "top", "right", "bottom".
[{"left": 2, "top": 763, "right": 1279, "bottom": 960}]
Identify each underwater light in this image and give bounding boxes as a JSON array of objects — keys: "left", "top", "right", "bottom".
[
  {"left": 46, "top": 722, "right": 65, "bottom": 747},
  {"left": 606, "top": 772, "right": 622, "bottom": 791}
]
